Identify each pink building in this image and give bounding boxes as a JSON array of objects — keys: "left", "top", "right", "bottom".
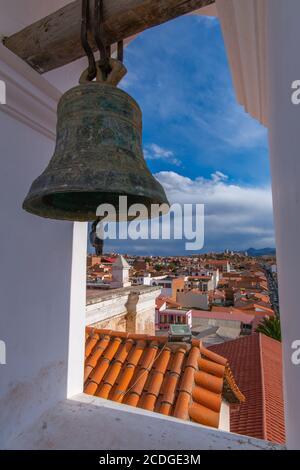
[{"left": 157, "top": 308, "right": 192, "bottom": 330}]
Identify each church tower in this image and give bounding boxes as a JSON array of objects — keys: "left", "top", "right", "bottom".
[{"left": 110, "top": 255, "right": 131, "bottom": 289}]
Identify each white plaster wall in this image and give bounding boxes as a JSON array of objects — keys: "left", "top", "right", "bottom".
[
  {"left": 271, "top": 264, "right": 277, "bottom": 274},
  {"left": 213, "top": 270, "right": 220, "bottom": 289},
  {"left": 266, "top": 0, "right": 300, "bottom": 449},
  {"left": 0, "top": 50, "right": 87, "bottom": 446},
  {"left": 187, "top": 310, "right": 192, "bottom": 328},
  {"left": 216, "top": 0, "right": 268, "bottom": 125},
  {"left": 132, "top": 290, "right": 158, "bottom": 334},
  {"left": 67, "top": 222, "right": 87, "bottom": 398},
  {"left": 219, "top": 401, "right": 230, "bottom": 432},
  {"left": 218, "top": 0, "right": 300, "bottom": 449},
  {"left": 86, "top": 288, "right": 158, "bottom": 335},
  {"left": 86, "top": 296, "right": 128, "bottom": 326},
  {"left": 142, "top": 276, "right": 151, "bottom": 286},
  {"left": 159, "top": 287, "right": 172, "bottom": 297},
  {"left": 6, "top": 393, "right": 283, "bottom": 450}
]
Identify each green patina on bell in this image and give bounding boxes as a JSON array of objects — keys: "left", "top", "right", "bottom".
[{"left": 22, "top": 60, "right": 169, "bottom": 221}]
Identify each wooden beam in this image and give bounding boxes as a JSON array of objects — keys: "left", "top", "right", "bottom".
[{"left": 3, "top": 0, "right": 215, "bottom": 74}]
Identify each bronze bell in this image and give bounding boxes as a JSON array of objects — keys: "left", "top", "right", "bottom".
[{"left": 22, "top": 59, "right": 169, "bottom": 221}]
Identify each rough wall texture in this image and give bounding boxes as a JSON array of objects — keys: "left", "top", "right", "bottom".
[
  {"left": 86, "top": 286, "right": 160, "bottom": 335},
  {"left": 90, "top": 313, "right": 127, "bottom": 332}
]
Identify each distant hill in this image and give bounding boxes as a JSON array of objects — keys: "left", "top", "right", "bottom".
[{"left": 246, "top": 247, "right": 276, "bottom": 257}]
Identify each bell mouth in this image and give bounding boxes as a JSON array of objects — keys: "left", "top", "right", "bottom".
[{"left": 23, "top": 190, "right": 170, "bottom": 222}]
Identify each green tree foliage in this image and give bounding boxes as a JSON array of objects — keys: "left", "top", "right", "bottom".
[{"left": 256, "top": 315, "right": 281, "bottom": 342}]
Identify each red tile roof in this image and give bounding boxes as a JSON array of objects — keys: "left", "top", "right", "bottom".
[
  {"left": 155, "top": 296, "right": 167, "bottom": 310},
  {"left": 101, "top": 257, "right": 116, "bottom": 264},
  {"left": 238, "top": 302, "right": 275, "bottom": 315},
  {"left": 192, "top": 309, "right": 254, "bottom": 325},
  {"left": 188, "top": 276, "right": 212, "bottom": 280},
  {"left": 206, "top": 260, "right": 229, "bottom": 265},
  {"left": 209, "top": 334, "right": 285, "bottom": 444},
  {"left": 156, "top": 296, "right": 182, "bottom": 310},
  {"left": 165, "top": 297, "right": 182, "bottom": 308},
  {"left": 84, "top": 328, "right": 244, "bottom": 429}
]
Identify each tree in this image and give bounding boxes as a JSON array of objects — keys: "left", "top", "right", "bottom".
[
  {"left": 255, "top": 315, "right": 281, "bottom": 342},
  {"left": 168, "top": 262, "right": 177, "bottom": 271}
]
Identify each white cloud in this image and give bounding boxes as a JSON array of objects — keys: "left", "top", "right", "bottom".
[
  {"left": 194, "top": 16, "right": 219, "bottom": 28},
  {"left": 144, "top": 144, "right": 182, "bottom": 167},
  {"left": 155, "top": 170, "right": 274, "bottom": 250},
  {"left": 211, "top": 171, "right": 228, "bottom": 183},
  {"left": 103, "top": 170, "right": 274, "bottom": 254}
]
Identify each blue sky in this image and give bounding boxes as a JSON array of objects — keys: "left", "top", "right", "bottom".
[{"left": 97, "top": 15, "right": 275, "bottom": 256}]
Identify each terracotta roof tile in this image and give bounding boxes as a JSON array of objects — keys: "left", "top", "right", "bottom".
[
  {"left": 88, "top": 359, "right": 110, "bottom": 385},
  {"left": 185, "top": 346, "right": 200, "bottom": 369},
  {"left": 209, "top": 333, "right": 285, "bottom": 444},
  {"left": 96, "top": 382, "right": 112, "bottom": 399},
  {"left": 127, "top": 340, "right": 146, "bottom": 366},
  {"left": 85, "top": 335, "right": 110, "bottom": 367},
  {"left": 146, "top": 372, "right": 163, "bottom": 397},
  {"left": 140, "top": 393, "right": 157, "bottom": 411},
  {"left": 198, "top": 358, "right": 225, "bottom": 378},
  {"left": 84, "top": 327, "right": 244, "bottom": 429},
  {"left": 192, "top": 386, "right": 221, "bottom": 413},
  {"left": 174, "top": 391, "right": 191, "bottom": 420},
  {"left": 194, "top": 370, "right": 223, "bottom": 395},
  {"left": 179, "top": 366, "right": 195, "bottom": 394},
  {"left": 161, "top": 374, "right": 178, "bottom": 405},
  {"left": 111, "top": 366, "right": 135, "bottom": 402},
  {"left": 159, "top": 402, "right": 172, "bottom": 416},
  {"left": 140, "top": 343, "right": 159, "bottom": 369},
  {"left": 85, "top": 333, "right": 99, "bottom": 358},
  {"left": 101, "top": 361, "right": 122, "bottom": 387},
  {"left": 169, "top": 348, "right": 186, "bottom": 375},
  {"left": 103, "top": 337, "right": 122, "bottom": 360},
  {"left": 84, "top": 364, "right": 94, "bottom": 383},
  {"left": 189, "top": 402, "right": 220, "bottom": 428},
  {"left": 115, "top": 339, "right": 134, "bottom": 363},
  {"left": 125, "top": 392, "right": 140, "bottom": 407}
]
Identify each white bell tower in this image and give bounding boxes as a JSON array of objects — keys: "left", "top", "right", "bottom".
[{"left": 111, "top": 255, "right": 131, "bottom": 289}]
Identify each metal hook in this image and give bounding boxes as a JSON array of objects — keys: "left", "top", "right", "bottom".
[
  {"left": 80, "top": 0, "right": 123, "bottom": 83},
  {"left": 117, "top": 40, "right": 124, "bottom": 63},
  {"left": 81, "top": 0, "right": 97, "bottom": 81},
  {"left": 94, "top": 0, "right": 111, "bottom": 80}
]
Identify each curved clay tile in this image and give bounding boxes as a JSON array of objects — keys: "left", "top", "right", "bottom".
[
  {"left": 84, "top": 328, "right": 244, "bottom": 430},
  {"left": 189, "top": 402, "right": 220, "bottom": 428},
  {"left": 192, "top": 386, "right": 222, "bottom": 413},
  {"left": 194, "top": 370, "right": 223, "bottom": 395}
]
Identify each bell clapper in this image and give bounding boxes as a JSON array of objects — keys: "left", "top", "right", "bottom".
[{"left": 90, "top": 220, "right": 104, "bottom": 256}]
